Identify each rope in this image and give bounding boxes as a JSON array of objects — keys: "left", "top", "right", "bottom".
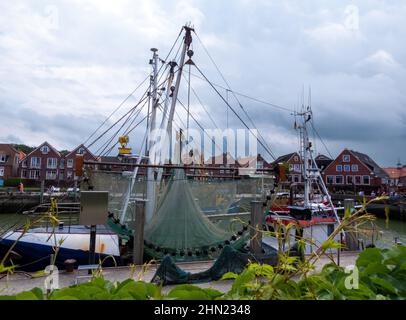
[{"left": 193, "top": 63, "right": 277, "bottom": 160}]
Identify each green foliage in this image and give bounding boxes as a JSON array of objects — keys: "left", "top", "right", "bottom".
[{"left": 1, "top": 246, "right": 405, "bottom": 300}]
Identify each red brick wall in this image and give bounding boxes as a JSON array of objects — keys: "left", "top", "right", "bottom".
[{"left": 322, "top": 149, "right": 376, "bottom": 187}]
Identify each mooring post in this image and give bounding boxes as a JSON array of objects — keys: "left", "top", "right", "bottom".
[
  {"left": 344, "top": 198, "right": 358, "bottom": 251},
  {"left": 133, "top": 200, "right": 146, "bottom": 265},
  {"left": 88, "top": 225, "right": 97, "bottom": 274},
  {"left": 40, "top": 180, "right": 45, "bottom": 204},
  {"left": 250, "top": 200, "right": 263, "bottom": 255}
]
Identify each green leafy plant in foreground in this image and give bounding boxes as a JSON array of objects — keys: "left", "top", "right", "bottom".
[{"left": 1, "top": 245, "right": 405, "bottom": 300}]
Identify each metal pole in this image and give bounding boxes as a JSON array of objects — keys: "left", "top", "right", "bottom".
[
  {"left": 250, "top": 200, "right": 263, "bottom": 255},
  {"left": 133, "top": 200, "right": 146, "bottom": 265}
]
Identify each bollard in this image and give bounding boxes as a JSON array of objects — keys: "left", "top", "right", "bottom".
[
  {"left": 250, "top": 200, "right": 263, "bottom": 255},
  {"left": 344, "top": 198, "right": 358, "bottom": 251},
  {"left": 133, "top": 200, "right": 146, "bottom": 265}
]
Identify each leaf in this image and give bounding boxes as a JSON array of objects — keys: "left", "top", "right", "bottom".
[
  {"left": 167, "top": 285, "right": 215, "bottom": 300},
  {"left": 15, "top": 291, "right": 40, "bottom": 300},
  {"left": 220, "top": 272, "right": 238, "bottom": 280},
  {"left": 30, "top": 287, "right": 44, "bottom": 300}
]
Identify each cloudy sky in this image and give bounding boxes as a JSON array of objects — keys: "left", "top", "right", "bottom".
[{"left": 0, "top": 0, "right": 405, "bottom": 166}]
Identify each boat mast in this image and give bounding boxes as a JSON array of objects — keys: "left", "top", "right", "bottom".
[
  {"left": 145, "top": 48, "right": 160, "bottom": 222},
  {"left": 166, "top": 25, "right": 194, "bottom": 162}
]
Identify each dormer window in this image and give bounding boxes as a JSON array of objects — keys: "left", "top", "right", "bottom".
[
  {"left": 77, "top": 147, "right": 85, "bottom": 155},
  {"left": 41, "top": 145, "right": 49, "bottom": 154},
  {"left": 343, "top": 155, "right": 350, "bottom": 162}
]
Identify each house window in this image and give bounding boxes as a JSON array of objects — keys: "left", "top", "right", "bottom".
[
  {"left": 293, "top": 164, "right": 301, "bottom": 172},
  {"left": 30, "top": 157, "right": 41, "bottom": 168},
  {"left": 355, "top": 176, "right": 361, "bottom": 185},
  {"left": 326, "top": 176, "right": 334, "bottom": 184},
  {"left": 67, "top": 170, "right": 73, "bottom": 179},
  {"left": 41, "top": 145, "right": 49, "bottom": 154},
  {"left": 256, "top": 161, "right": 263, "bottom": 169},
  {"left": 336, "top": 165, "right": 343, "bottom": 172},
  {"left": 362, "top": 176, "right": 370, "bottom": 185},
  {"left": 46, "top": 170, "right": 57, "bottom": 180},
  {"left": 0, "top": 154, "right": 6, "bottom": 163},
  {"left": 60, "top": 159, "right": 65, "bottom": 169},
  {"left": 352, "top": 164, "right": 358, "bottom": 172},
  {"left": 293, "top": 155, "right": 299, "bottom": 162},
  {"left": 289, "top": 164, "right": 293, "bottom": 171},
  {"left": 335, "top": 176, "right": 344, "bottom": 184},
  {"left": 29, "top": 170, "right": 40, "bottom": 179},
  {"left": 347, "top": 175, "right": 354, "bottom": 185},
  {"left": 293, "top": 175, "right": 300, "bottom": 183},
  {"left": 22, "top": 160, "right": 28, "bottom": 167},
  {"left": 344, "top": 165, "right": 351, "bottom": 172},
  {"left": 47, "top": 158, "right": 57, "bottom": 169},
  {"left": 343, "top": 155, "right": 350, "bottom": 162},
  {"left": 67, "top": 159, "right": 74, "bottom": 168},
  {"left": 78, "top": 147, "right": 85, "bottom": 155},
  {"left": 21, "top": 169, "right": 28, "bottom": 178},
  {"left": 0, "top": 167, "right": 4, "bottom": 177},
  {"left": 59, "top": 170, "right": 64, "bottom": 179}
]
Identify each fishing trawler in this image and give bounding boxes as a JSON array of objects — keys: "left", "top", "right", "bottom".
[
  {"left": 1, "top": 24, "right": 341, "bottom": 271},
  {"left": 263, "top": 106, "right": 342, "bottom": 254}
]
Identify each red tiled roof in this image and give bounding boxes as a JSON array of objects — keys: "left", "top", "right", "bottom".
[{"left": 383, "top": 167, "right": 406, "bottom": 179}]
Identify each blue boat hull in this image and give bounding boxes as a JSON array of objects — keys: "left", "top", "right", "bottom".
[{"left": 0, "top": 239, "right": 122, "bottom": 272}]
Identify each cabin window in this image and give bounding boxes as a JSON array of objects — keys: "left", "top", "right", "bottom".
[
  {"left": 326, "top": 176, "right": 334, "bottom": 184},
  {"left": 0, "top": 167, "right": 4, "bottom": 177},
  {"left": 30, "top": 157, "right": 41, "bottom": 168},
  {"left": 336, "top": 165, "right": 343, "bottom": 172},
  {"left": 343, "top": 155, "right": 350, "bottom": 162},
  {"left": 352, "top": 164, "right": 358, "bottom": 172},
  {"left": 327, "top": 224, "right": 335, "bottom": 236},
  {"left": 47, "top": 158, "right": 57, "bottom": 169},
  {"left": 335, "top": 176, "right": 344, "bottom": 184},
  {"left": 362, "top": 176, "right": 370, "bottom": 185},
  {"left": 347, "top": 175, "right": 354, "bottom": 185}
]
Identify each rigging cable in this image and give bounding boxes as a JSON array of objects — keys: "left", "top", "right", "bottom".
[
  {"left": 194, "top": 32, "right": 282, "bottom": 158},
  {"left": 193, "top": 63, "right": 277, "bottom": 160}
]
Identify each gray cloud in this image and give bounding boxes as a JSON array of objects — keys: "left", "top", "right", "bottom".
[{"left": 0, "top": 0, "right": 405, "bottom": 167}]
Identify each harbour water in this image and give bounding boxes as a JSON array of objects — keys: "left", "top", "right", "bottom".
[{"left": 1, "top": 213, "right": 405, "bottom": 248}]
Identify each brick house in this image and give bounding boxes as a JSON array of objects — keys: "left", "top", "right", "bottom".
[
  {"left": 272, "top": 152, "right": 303, "bottom": 183},
  {"left": 0, "top": 144, "right": 25, "bottom": 185},
  {"left": 383, "top": 165, "right": 406, "bottom": 191},
  {"left": 322, "top": 149, "right": 389, "bottom": 193},
  {"left": 63, "top": 144, "right": 97, "bottom": 182},
  {"left": 315, "top": 154, "right": 333, "bottom": 172},
  {"left": 19, "top": 142, "right": 62, "bottom": 185}
]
